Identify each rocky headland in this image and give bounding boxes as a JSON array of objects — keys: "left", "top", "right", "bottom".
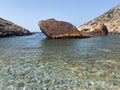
[
  {"left": 0, "top": 18, "right": 32, "bottom": 37},
  {"left": 81, "top": 23, "right": 108, "bottom": 36},
  {"left": 38, "top": 19, "right": 90, "bottom": 39},
  {"left": 78, "top": 4, "right": 120, "bottom": 34}
]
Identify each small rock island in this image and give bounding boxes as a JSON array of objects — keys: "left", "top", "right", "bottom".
[{"left": 38, "top": 19, "right": 90, "bottom": 39}]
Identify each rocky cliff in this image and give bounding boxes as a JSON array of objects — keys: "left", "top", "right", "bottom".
[
  {"left": 78, "top": 4, "right": 120, "bottom": 34},
  {"left": 0, "top": 17, "right": 32, "bottom": 37}
]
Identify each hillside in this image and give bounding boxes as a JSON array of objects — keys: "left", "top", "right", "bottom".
[
  {"left": 78, "top": 4, "right": 120, "bottom": 34},
  {"left": 0, "top": 18, "right": 32, "bottom": 37}
]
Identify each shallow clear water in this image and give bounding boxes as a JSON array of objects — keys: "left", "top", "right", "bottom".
[{"left": 0, "top": 33, "right": 120, "bottom": 90}]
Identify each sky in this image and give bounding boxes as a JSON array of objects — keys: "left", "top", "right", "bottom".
[{"left": 0, "top": 0, "right": 119, "bottom": 32}]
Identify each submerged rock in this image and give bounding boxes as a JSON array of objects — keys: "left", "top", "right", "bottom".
[
  {"left": 0, "top": 18, "right": 32, "bottom": 37},
  {"left": 38, "top": 19, "right": 90, "bottom": 39}
]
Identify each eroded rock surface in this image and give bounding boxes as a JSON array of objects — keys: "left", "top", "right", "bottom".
[
  {"left": 81, "top": 23, "right": 108, "bottom": 36},
  {"left": 78, "top": 4, "right": 120, "bottom": 34},
  {"left": 0, "top": 18, "right": 32, "bottom": 37},
  {"left": 38, "top": 19, "right": 90, "bottom": 39}
]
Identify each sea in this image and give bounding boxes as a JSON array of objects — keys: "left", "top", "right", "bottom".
[{"left": 0, "top": 32, "right": 120, "bottom": 90}]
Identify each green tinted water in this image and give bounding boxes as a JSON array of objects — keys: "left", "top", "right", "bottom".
[{"left": 0, "top": 33, "right": 120, "bottom": 90}]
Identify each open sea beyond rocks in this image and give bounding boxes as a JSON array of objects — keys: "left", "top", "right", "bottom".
[{"left": 0, "top": 32, "right": 120, "bottom": 90}]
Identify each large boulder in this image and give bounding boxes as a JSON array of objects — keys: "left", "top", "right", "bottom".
[
  {"left": 90, "top": 23, "right": 108, "bottom": 36},
  {"left": 38, "top": 19, "right": 90, "bottom": 39},
  {"left": 0, "top": 18, "right": 32, "bottom": 37}
]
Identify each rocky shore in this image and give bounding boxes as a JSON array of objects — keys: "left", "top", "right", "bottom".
[
  {"left": 0, "top": 18, "right": 32, "bottom": 37},
  {"left": 78, "top": 4, "right": 120, "bottom": 34}
]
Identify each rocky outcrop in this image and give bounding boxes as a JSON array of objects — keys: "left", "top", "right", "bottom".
[
  {"left": 90, "top": 23, "right": 108, "bottom": 36},
  {"left": 81, "top": 23, "right": 108, "bottom": 36},
  {"left": 38, "top": 19, "right": 90, "bottom": 39},
  {"left": 78, "top": 4, "right": 120, "bottom": 34},
  {"left": 0, "top": 18, "right": 32, "bottom": 37}
]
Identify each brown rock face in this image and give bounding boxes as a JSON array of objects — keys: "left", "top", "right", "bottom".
[
  {"left": 90, "top": 23, "right": 108, "bottom": 36},
  {"left": 0, "top": 18, "right": 32, "bottom": 37},
  {"left": 78, "top": 4, "right": 120, "bottom": 34},
  {"left": 38, "top": 19, "right": 90, "bottom": 39}
]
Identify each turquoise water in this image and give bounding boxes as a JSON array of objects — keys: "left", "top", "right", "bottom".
[{"left": 0, "top": 32, "right": 120, "bottom": 90}]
